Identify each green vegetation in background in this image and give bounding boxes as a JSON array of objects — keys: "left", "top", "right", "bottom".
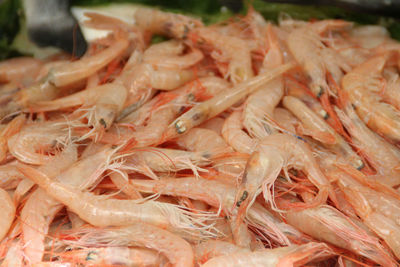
[{"left": 2, "top": 0, "right": 400, "bottom": 59}]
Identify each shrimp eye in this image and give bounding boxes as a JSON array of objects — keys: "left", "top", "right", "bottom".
[
  {"left": 236, "top": 190, "right": 248, "bottom": 207},
  {"left": 319, "top": 110, "right": 329, "bottom": 120},
  {"left": 175, "top": 120, "right": 186, "bottom": 134},
  {"left": 317, "top": 87, "right": 324, "bottom": 98},
  {"left": 355, "top": 160, "right": 365, "bottom": 171},
  {"left": 99, "top": 118, "right": 107, "bottom": 129},
  {"left": 86, "top": 251, "right": 98, "bottom": 261},
  {"left": 182, "top": 25, "right": 190, "bottom": 39}
]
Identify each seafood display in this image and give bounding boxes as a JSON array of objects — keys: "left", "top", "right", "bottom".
[{"left": 2, "top": 5, "right": 400, "bottom": 266}]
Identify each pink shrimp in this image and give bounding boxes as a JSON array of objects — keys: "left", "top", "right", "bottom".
[
  {"left": 201, "top": 242, "right": 332, "bottom": 267},
  {"left": 7, "top": 120, "right": 69, "bottom": 165},
  {"left": 17, "top": 163, "right": 216, "bottom": 239},
  {"left": 195, "top": 240, "right": 249, "bottom": 265},
  {"left": 342, "top": 54, "right": 400, "bottom": 142},
  {"left": 243, "top": 24, "right": 284, "bottom": 138},
  {"left": 287, "top": 20, "right": 352, "bottom": 97},
  {"left": 0, "top": 188, "right": 15, "bottom": 241},
  {"left": 60, "top": 246, "right": 167, "bottom": 267},
  {"left": 163, "top": 62, "right": 294, "bottom": 140},
  {"left": 69, "top": 223, "right": 194, "bottom": 267},
  {"left": 0, "top": 57, "right": 43, "bottom": 84},
  {"left": 0, "top": 162, "right": 24, "bottom": 190},
  {"left": 0, "top": 114, "right": 26, "bottom": 162},
  {"left": 277, "top": 195, "right": 397, "bottom": 266}
]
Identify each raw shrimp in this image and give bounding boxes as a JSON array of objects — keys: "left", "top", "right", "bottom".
[
  {"left": 287, "top": 20, "right": 352, "bottom": 97},
  {"left": 272, "top": 107, "right": 298, "bottom": 134},
  {"left": 17, "top": 163, "right": 216, "bottom": 239},
  {"left": 7, "top": 121, "right": 69, "bottom": 165},
  {"left": 177, "top": 127, "right": 233, "bottom": 155},
  {"left": 342, "top": 54, "right": 400, "bottom": 142},
  {"left": 70, "top": 223, "right": 194, "bottom": 267},
  {"left": 243, "top": 24, "right": 284, "bottom": 138},
  {"left": 277, "top": 195, "right": 397, "bottom": 266},
  {"left": 48, "top": 38, "right": 129, "bottom": 87},
  {"left": 236, "top": 133, "right": 334, "bottom": 215},
  {"left": 144, "top": 46, "right": 204, "bottom": 69},
  {"left": 130, "top": 177, "right": 308, "bottom": 246},
  {"left": 20, "top": 145, "right": 113, "bottom": 264},
  {"left": 193, "top": 27, "right": 253, "bottom": 84},
  {"left": 0, "top": 114, "right": 26, "bottom": 162},
  {"left": 195, "top": 240, "right": 249, "bottom": 265},
  {"left": 134, "top": 7, "right": 203, "bottom": 39},
  {"left": 0, "top": 162, "right": 24, "bottom": 190},
  {"left": 222, "top": 110, "right": 256, "bottom": 154},
  {"left": 199, "top": 117, "right": 225, "bottom": 134},
  {"left": 336, "top": 105, "right": 400, "bottom": 186},
  {"left": 282, "top": 96, "right": 363, "bottom": 170},
  {"left": 336, "top": 171, "right": 400, "bottom": 259},
  {"left": 61, "top": 246, "right": 167, "bottom": 267},
  {"left": 0, "top": 57, "right": 43, "bottom": 84},
  {"left": 382, "top": 67, "right": 400, "bottom": 111},
  {"left": 0, "top": 188, "right": 15, "bottom": 241},
  {"left": 30, "top": 83, "right": 127, "bottom": 137},
  {"left": 109, "top": 170, "right": 142, "bottom": 199},
  {"left": 201, "top": 242, "right": 332, "bottom": 267},
  {"left": 164, "top": 62, "right": 294, "bottom": 139},
  {"left": 123, "top": 148, "right": 211, "bottom": 179}
]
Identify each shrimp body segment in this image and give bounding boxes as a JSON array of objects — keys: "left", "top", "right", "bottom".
[{"left": 0, "top": 188, "right": 15, "bottom": 241}]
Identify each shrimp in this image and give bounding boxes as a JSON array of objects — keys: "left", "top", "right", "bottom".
[
  {"left": 7, "top": 121, "right": 69, "bottom": 165},
  {"left": 48, "top": 38, "right": 129, "bottom": 87},
  {"left": 243, "top": 24, "right": 284, "bottom": 138},
  {"left": 109, "top": 170, "right": 142, "bottom": 199},
  {"left": 130, "top": 177, "right": 308, "bottom": 246},
  {"left": 61, "top": 246, "right": 167, "bottom": 267},
  {"left": 201, "top": 242, "right": 332, "bottom": 267},
  {"left": 17, "top": 163, "right": 216, "bottom": 239},
  {"left": 144, "top": 46, "right": 204, "bottom": 69},
  {"left": 195, "top": 240, "right": 249, "bottom": 265},
  {"left": 20, "top": 145, "right": 113, "bottom": 264},
  {"left": 342, "top": 54, "right": 400, "bottom": 142},
  {"left": 335, "top": 105, "right": 400, "bottom": 186},
  {"left": 0, "top": 114, "right": 26, "bottom": 162},
  {"left": 0, "top": 240, "right": 24, "bottom": 267},
  {"left": 69, "top": 223, "right": 194, "bottom": 267},
  {"left": 123, "top": 148, "right": 211, "bottom": 179},
  {"left": 282, "top": 96, "right": 363, "bottom": 170},
  {"left": 0, "top": 162, "right": 24, "bottom": 190},
  {"left": 236, "top": 133, "right": 334, "bottom": 216},
  {"left": 164, "top": 62, "right": 294, "bottom": 139},
  {"left": 199, "top": 117, "right": 225, "bottom": 134},
  {"left": 287, "top": 20, "right": 352, "bottom": 97},
  {"left": 30, "top": 83, "right": 127, "bottom": 137},
  {"left": 193, "top": 27, "right": 253, "bottom": 84},
  {"left": 0, "top": 188, "right": 15, "bottom": 241},
  {"left": 382, "top": 67, "right": 400, "bottom": 111},
  {"left": 277, "top": 195, "right": 397, "bottom": 266},
  {"left": 336, "top": 171, "right": 400, "bottom": 259},
  {"left": 272, "top": 108, "right": 298, "bottom": 134},
  {"left": 177, "top": 128, "right": 233, "bottom": 155},
  {"left": 134, "top": 7, "right": 202, "bottom": 39},
  {"left": 222, "top": 110, "right": 256, "bottom": 154},
  {"left": 0, "top": 57, "right": 43, "bottom": 84}
]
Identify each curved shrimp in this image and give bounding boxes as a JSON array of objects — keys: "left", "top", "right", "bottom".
[
  {"left": 69, "top": 223, "right": 194, "bottom": 267},
  {"left": 222, "top": 110, "right": 256, "bottom": 154},
  {"left": 287, "top": 20, "right": 352, "bottom": 97},
  {"left": 0, "top": 162, "right": 24, "bottom": 190},
  {"left": 177, "top": 127, "right": 233, "bottom": 155},
  {"left": 336, "top": 171, "right": 400, "bottom": 259},
  {"left": 282, "top": 96, "right": 363, "bottom": 170},
  {"left": 0, "top": 188, "right": 15, "bottom": 241},
  {"left": 61, "top": 246, "right": 167, "bottom": 267},
  {"left": 7, "top": 121, "right": 69, "bottom": 165},
  {"left": 0, "top": 57, "right": 43, "bottom": 84},
  {"left": 336, "top": 104, "right": 400, "bottom": 186},
  {"left": 134, "top": 7, "right": 203, "bottom": 39},
  {"left": 17, "top": 163, "right": 216, "bottom": 239},
  {"left": 243, "top": 24, "right": 284, "bottom": 138},
  {"left": 20, "top": 145, "right": 115, "bottom": 264},
  {"left": 48, "top": 38, "right": 129, "bottom": 87},
  {"left": 130, "top": 177, "right": 308, "bottom": 246},
  {"left": 163, "top": 62, "right": 294, "bottom": 140},
  {"left": 342, "top": 54, "right": 400, "bottom": 142},
  {"left": 193, "top": 27, "right": 253, "bottom": 84},
  {"left": 144, "top": 46, "right": 204, "bottom": 69},
  {"left": 201, "top": 242, "right": 332, "bottom": 267},
  {"left": 236, "top": 133, "right": 334, "bottom": 216},
  {"left": 0, "top": 114, "right": 26, "bottom": 162},
  {"left": 277, "top": 195, "right": 397, "bottom": 266}
]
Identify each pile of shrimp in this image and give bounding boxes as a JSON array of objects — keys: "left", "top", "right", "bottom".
[{"left": 2, "top": 5, "right": 400, "bottom": 266}]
